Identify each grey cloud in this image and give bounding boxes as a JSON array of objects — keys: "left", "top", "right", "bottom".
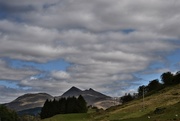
[
  {"left": 1, "top": 0, "right": 180, "bottom": 34},
  {"left": 19, "top": 77, "right": 72, "bottom": 96},
  {"left": 0, "top": 2, "right": 35, "bottom": 13},
  {"left": 0, "top": 0, "right": 59, "bottom": 12},
  {"left": 0, "top": 59, "right": 40, "bottom": 81},
  {"left": 0, "top": 85, "right": 26, "bottom": 103},
  {"left": 0, "top": 19, "right": 179, "bottom": 97},
  {"left": 10, "top": 0, "right": 179, "bottom": 34},
  {"left": 0, "top": 0, "right": 180, "bottom": 102}
]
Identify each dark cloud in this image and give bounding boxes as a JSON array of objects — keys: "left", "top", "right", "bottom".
[{"left": 0, "top": 2, "right": 35, "bottom": 13}]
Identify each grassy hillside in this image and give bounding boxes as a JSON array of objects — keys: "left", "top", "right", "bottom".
[
  {"left": 94, "top": 84, "right": 180, "bottom": 121},
  {"left": 41, "top": 113, "right": 90, "bottom": 121},
  {"left": 41, "top": 84, "right": 180, "bottom": 121}
]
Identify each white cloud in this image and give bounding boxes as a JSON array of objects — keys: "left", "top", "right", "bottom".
[{"left": 51, "top": 71, "right": 70, "bottom": 80}]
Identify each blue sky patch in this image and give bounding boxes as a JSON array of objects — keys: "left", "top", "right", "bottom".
[
  {"left": 0, "top": 80, "right": 19, "bottom": 89},
  {"left": 7, "top": 59, "right": 71, "bottom": 72},
  {"left": 121, "top": 29, "right": 135, "bottom": 34}
]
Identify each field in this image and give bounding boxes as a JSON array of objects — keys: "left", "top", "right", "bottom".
[{"left": 42, "top": 84, "right": 180, "bottom": 121}]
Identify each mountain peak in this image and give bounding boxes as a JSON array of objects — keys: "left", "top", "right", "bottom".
[
  {"left": 61, "top": 86, "right": 82, "bottom": 97},
  {"left": 89, "top": 88, "right": 94, "bottom": 91},
  {"left": 70, "top": 86, "right": 81, "bottom": 90}
]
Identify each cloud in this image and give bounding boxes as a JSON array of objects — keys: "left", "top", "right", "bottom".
[
  {"left": 0, "top": 0, "right": 180, "bottom": 102},
  {"left": 0, "top": 59, "right": 40, "bottom": 81},
  {"left": 51, "top": 71, "right": 70, "bottom": 80},
  {"left": 0, "top": 85, "right": 26, "bottom": 103},
  {"left": 3, "top": 0, "right": 178, "bottom": 34}
]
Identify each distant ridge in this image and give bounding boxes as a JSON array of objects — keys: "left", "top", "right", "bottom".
[
  {"left": 5, "top": 86, "right": 119, "bottom": 115},
  {"left": 5, "top": 93, "right": 53, "bottom": 111}
]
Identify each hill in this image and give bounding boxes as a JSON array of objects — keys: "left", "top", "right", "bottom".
[
  {"left": 5, "top": 93, "right": 53, "bottom": 112},
  {"left": 94, "top": 84, "right": 180, "bottom": 121},
  {"left": 41, "top": 84, "right": 180, "bottom": 121},
  {"left": 17, "top": 107, "right": 42, "bottom": 116}
]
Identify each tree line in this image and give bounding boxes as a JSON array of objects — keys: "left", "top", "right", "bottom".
[
  {"left": 138, "top": 71, "right": 180, "bottom": 97},
  {"left": 120, "top": 71, "right": 180, "bottom": 103},
  {"left": 40, "top": 95, "right": 88, "bottom": 119},
  {"left": 120, "top": 93, "right": 137, "bottom": 103}
]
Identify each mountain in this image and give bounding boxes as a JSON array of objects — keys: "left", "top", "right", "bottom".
[
  {"left": 17, "top": 107, "right": 42, "bottom": 116},
  {"left": 61, "top": 87, "right": 110, "bottom": 99},
  {"left": 5, "top": 87, "right": 118, "bottom": 115},
  {"left": 61, "top": 86, "right": 82, "bottom": 97},
  {"left": 81, "top": 88, "right": 111, "bottom": 105},
  {"left": 5, "top": 93, "right": 53, "bottom": 112},
  {"left": 58, "top": 86, "right": 116, "bottom": 109}
]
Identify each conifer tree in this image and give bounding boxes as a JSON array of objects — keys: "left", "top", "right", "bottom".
[
  {"left": 40, "top": 95, "right": 88, "bottom": 119},
  {"left": 77, "top": 95, "right": 88, "bottom": 113},
  {"left": 40, "top": 99, "right": 50, "bottom": 119}
]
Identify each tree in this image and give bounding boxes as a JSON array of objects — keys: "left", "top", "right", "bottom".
[
  {"left": 66, "top": 97, "right": 76, "bottom": 113},
  {"left": 173, "top": 71, "right": 180, "bottom": 84},
  {"left": 121, "top": 93, "right": 134, "bottom": 103},
  {"left": 147, "top": 79, "right": 162, "bottom": 92},
  {"left": 59, "top": 98, "right": 66, "bottom": 114},
  {"left": 77, "top": 95, "right": 88, "bottom": 113},
  {"left": 138, "top": 85, "right": 147, "bottom": 97},
  {"left": 0, "top": 105, "right": 19, "bottom": 121},
  {"left": 161, "top": 72, "right": 174, "bottom": 85},
  {"left": 40, "top": 96, "right": 88, "bottom": 119},
  {"left": 40, "top": 99, "right": 51, "bottom": 119}
]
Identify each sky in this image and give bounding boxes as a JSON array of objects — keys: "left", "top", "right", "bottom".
[{"left": 0, "top": 0, "right": 180, "bottom": 103}]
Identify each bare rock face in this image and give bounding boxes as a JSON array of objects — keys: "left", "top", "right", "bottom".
[{"left": 5, "top": 93, "right": 53, "bottom": 111}]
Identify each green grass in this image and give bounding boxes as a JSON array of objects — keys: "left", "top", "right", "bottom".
[
  {"left": 42, "top": 113, "right": 90, "bottom": 121},
  {"left": 41, "top": 84, "right": 180, "bottom": 121},
  {"left": 120, "top": 102, "right": 180, "bottom": 121},
  {"left": 93, "top": 84, "right": 180, "bottom": 121}
]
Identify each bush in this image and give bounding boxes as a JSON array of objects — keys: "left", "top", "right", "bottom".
[{"left": 0, "top": 105, "right": 19, "bottom": 121}]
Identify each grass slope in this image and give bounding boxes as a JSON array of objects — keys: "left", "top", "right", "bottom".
[
  {"left": 120, "top": 102, "right": 180, "bottom": 121},
  {"left": 94, "top": 84, "right": 180, "bottom": 121},
  {"left": 41, "top": 84, "right": 180, "bottom": 121},
  {"left": 42, "top": 113, "right": 90, "bottom": 121}
]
